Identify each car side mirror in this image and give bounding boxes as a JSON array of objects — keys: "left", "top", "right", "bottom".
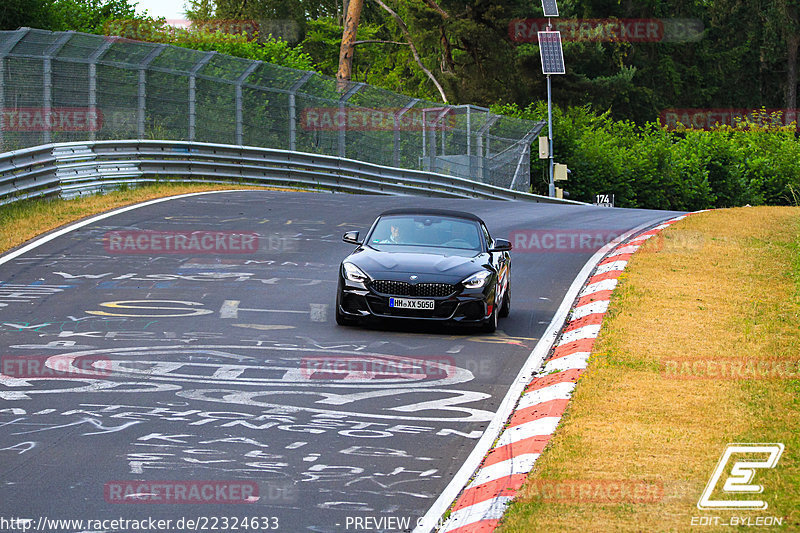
[
  {"left": 342, "top": 231, "right": 362, "bottom": 245},
  {"left": 490, "top": 238, "right": 512, "bottom": 252}
]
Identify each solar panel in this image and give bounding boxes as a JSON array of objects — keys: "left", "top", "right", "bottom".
[
  {"left": 541, "top": 0, "right": 559, "bottom": 17},
  {"left": 538, "top": 31, "right": 565, "bottom": 74}
]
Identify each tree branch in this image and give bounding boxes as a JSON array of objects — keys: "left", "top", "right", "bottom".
[
  {"left": 353, "top": 39, "right": 409, "bottom": 46},
  {"left": 423, "top": 0, "right": 450, "bottom": 19},
  {"left": 371, "top": 0, "right": 448, "bottom": 102}
]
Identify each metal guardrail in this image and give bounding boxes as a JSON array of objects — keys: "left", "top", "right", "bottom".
[{"left": 0, "top": 140, "right": 585, "bottom": 206}]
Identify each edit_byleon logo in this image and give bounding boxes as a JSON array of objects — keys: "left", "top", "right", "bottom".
[{"left": 697, "top": 443, "right": 784, "bottom": 511}]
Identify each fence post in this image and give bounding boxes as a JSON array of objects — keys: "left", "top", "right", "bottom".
[
  {"left": 288, "top": 72, "right": 313, "bottom": 151},
  {"left": 187, "top": 51, "right": 215, "bottom": 141},
  {"left": 137, "top": 44, "right": 166, "bottom": 139},
  {"left": 42, "top": 32, "right": 73, "bottom": 144},
  {"left": 476, "top": 113, "right": 497, "bottom": 182},
  {"left": 88, "top": 38, "right": 115, "bottom": 141},
  {"left": 466, "top": 105, "right": 471, "bottom": 157},
  {"left": 235, "top": 62, "right": 260, "bottom": 145},
  {"left": 393, "top": 98, "right": 419, "bottom": 168},
  {"left": 0, "top": 28, "right": 30, "bottom": 150},
  {"left": 338, "top": 82, "right": 364, "bottom": 158},
  {"left": 509, "top": 131, "right": 537, "bottom": 191}
]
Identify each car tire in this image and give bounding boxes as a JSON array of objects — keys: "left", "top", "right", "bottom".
[
  {"left": 499, "top": 286, "right": 511, "bottom": 318},
  {"left": 482, "top": 303, "right": 498, "bottom": 333}
]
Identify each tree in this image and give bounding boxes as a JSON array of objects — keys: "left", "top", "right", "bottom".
[
  {"left": 337, "top": 0, "right": 364, "bottom": 89},
  {"left": 185, "top": 0, "right": 215, "bottom": 21},
  {"left": 0, "top": 0, "right": 52, "bottom": 30}
]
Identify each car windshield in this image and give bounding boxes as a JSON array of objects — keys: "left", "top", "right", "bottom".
[{"left": 368, "top": 215, "right": 483, "bottom": 250}]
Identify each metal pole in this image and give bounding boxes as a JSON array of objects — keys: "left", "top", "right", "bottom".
[
  {"left": 138, "top": 44, "right": 167, "bottom": 139},
  {"left": 187, "top": 51, "right": 215, "bottom": 141},
  {"left": 393, "top": 98, "right": 418, "bottom": 167},
  {"left": 475, "top": 113, "right": 498, "bottom": 182},
  {"left": 0, "top": 58, "right": 5, "bottom": 150},
  {"left": 288, "top": 72, "right": 313, "bottom": 151},
  {"left": 466, "top": 105, "right": 471, "bottom": 157},
  {"left": 0, "top": 28, "right": 30, "bottom": 150},
  {"left": 42, "top": 32, "right": 73, "bottom": 144},
  {"left": 88, "top": 38, "right": 114, "bottom": 142},
  {"left": 422, "top": 109, "right": 427, "bottom": 160},
  {"left": 338, "top": 82, "right": 363, "bottom": 158},
  {"left": 547, "top": 73, "right": 554, "bottom": 197},
  {"left": 235, "top": 61, "right": 260, "bottom": 145}
]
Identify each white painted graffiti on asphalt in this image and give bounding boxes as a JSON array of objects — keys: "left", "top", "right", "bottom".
[
  {"left": 0, "top": 283, "right": 71, "bottom": 308},
  {"left": 0, "top": 346, "right": 493, "bottom": 422}
]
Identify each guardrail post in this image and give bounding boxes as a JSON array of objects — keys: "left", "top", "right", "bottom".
[
  {"left": 137, "top": 44, "right": 167, "bottom": 139},
  {"left": 235, "top": 61, "right": 260, "bottom": 145},
  {"left": 88, "top": 38, "right": 115, "bottom": 142},
  {"left": 42, "top": 32, "right": 73, "bottom": 144},
  {"left": 187, "top": 51, "right": 215, "bottom": 141},
  {"left": 338, "top": 82, "right": 364, "bottom": 158},
  {"left": 288, "top": 72, "right": 313, "bottom": 152},
  {"left": 393, "top": 98, "right": 419, "bottom": 168}
]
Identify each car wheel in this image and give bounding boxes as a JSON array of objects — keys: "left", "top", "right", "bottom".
[
  {"left": 482, "top": 302, "right": 498, "bottom": 333},
  {"left": 499, "top": 286, "right": 511, "bottom": 318}
]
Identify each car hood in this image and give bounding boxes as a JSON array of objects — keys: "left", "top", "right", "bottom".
[{"left": 346, "top": 245, "right": 489, "bottom": 282}]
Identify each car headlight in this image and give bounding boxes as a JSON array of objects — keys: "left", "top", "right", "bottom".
[
  {"left": 463, "top": 270, "right": 491, "bottom": 288},
  {"left": 343, "top": 262, "right": 369, "bottom": 283}
]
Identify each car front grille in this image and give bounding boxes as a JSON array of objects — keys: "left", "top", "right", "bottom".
[{"left": 371, "top": 280, "right": 456, "bottom": 297}]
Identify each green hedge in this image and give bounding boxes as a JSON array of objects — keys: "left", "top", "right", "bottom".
[{"left": 493, "top": 103, "right": 800, "bottom": 210}]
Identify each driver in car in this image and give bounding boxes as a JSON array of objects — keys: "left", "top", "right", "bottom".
[{"left": 379, "top": 224, "right": 403, "bottom": 244}]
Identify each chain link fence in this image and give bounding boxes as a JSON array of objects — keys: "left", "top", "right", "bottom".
[{"left": 0, "top": 28, "right": 544, "bottom": 191}]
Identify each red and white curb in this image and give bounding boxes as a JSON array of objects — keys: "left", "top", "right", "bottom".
[{"left": 423, "top": 214, "right": 690, "bottom": 533}]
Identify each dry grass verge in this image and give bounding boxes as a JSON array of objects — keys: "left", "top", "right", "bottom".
[
  {"left": 500, "top": 207, "right": 800, "bottom": 532},
  {"left": 0, "top": 183, "right": 303, "bottom": 254}
]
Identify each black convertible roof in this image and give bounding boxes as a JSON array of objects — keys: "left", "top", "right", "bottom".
[{"left": 377, "top": 208, "right": 484, "bottom": 223}]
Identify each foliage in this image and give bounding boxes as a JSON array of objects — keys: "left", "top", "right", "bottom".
[
  {"left": 47, "top": 0, "right": 141, "bottom": 33},
  {"left": 1, "top": 0, "right": 55, "bottom": 30},
  {"left": 493, "top": 103, "right": 800, "bottom": 210},
  {"left": 1, "top": 0, "right": 141, "bottom": 33},
  {"left": 103, "top": 19, "right": 315, "bottom": 70},
  {"left": 4, "top": 0, "right": 799, "bottom": 209}
]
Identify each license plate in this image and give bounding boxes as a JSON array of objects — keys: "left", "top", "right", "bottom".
[{"left": 389, "top": 298, "right": 434, "bottom": 310}]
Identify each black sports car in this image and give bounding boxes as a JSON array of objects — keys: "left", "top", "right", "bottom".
[{"left": 335, "top": 208, "right": 512, "bottom": 332}]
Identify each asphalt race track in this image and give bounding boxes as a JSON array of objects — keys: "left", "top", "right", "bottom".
[{"left": 0, "top": 191, "right": 681, "bottom": 532}]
